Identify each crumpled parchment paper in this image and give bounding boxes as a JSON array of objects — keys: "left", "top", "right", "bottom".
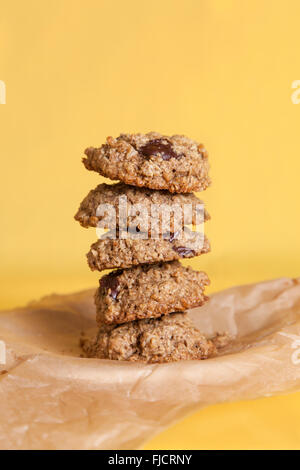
[{"left": 0, "top": 277, "right": 300, "bottom": 450}]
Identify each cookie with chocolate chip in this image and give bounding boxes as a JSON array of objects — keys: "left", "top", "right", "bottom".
[
  {"left": 81, "top": 312, "right": 230, "bottom": 363},
  {"left": 87, "top": 228, "right": 210, "bottom": 272},
  {"left": 83, "top": 132, "right": 210, "bottom": 193},
  {"left": 95, "top": 261, "right": 210, "bottom": 325},
  {"left": 75, "top": 182, "right": 210, "bottom": 234}
]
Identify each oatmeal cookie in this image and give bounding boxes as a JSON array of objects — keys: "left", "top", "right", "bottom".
[
  {"left": 87, "top": 228, "right": 210, "bottom": 272},
  {"left": 83, "top": 132, "right": 210, "bottom": 193},
  {"left": 95, "top": 261, "right": 210, "bottom": 325},
  {"left": 81, "top": 313, "right": 230, "bottom": 363},
  {"left": 75, "top": 182, "right": 210, "bottom": 233}
]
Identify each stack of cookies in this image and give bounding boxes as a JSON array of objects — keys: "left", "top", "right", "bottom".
[{"left": 76, "top": 132, "right": 228, "bottom": 363}]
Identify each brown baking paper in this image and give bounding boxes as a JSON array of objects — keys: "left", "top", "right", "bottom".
[{"left": 1, "top": 277, "right": 300, "bottom": 450}]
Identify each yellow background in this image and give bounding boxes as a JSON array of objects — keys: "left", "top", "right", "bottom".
[{"left": 1, "top": 0, "right": 300, "bottom": 449}]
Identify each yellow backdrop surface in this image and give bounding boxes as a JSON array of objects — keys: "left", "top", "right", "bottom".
[{"left": 1, "top": 0, "right": 299, "bottom": 449}]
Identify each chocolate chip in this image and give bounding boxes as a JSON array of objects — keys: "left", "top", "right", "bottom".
[
  {"left": 100, "top": 270, "right": 123, "bottom": 300},
  {"left": 127, "top": 226, "right": 144, "bottom": 235},
  {"left": 141, "top": 264, "right": 152, "bottom": 273},
  {"left": 167, "top": 231, "right": 180, "bottom": 242},
  {"left": 139, "top": 139, "right": 182, "bottom": 161},
  {"left": 172, "top": 246, "right": 196, "bottom": 257}
]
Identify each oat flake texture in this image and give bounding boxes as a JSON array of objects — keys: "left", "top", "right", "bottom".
[{"left": 83, "top": 132, "right": 211, "bottom": 193}]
